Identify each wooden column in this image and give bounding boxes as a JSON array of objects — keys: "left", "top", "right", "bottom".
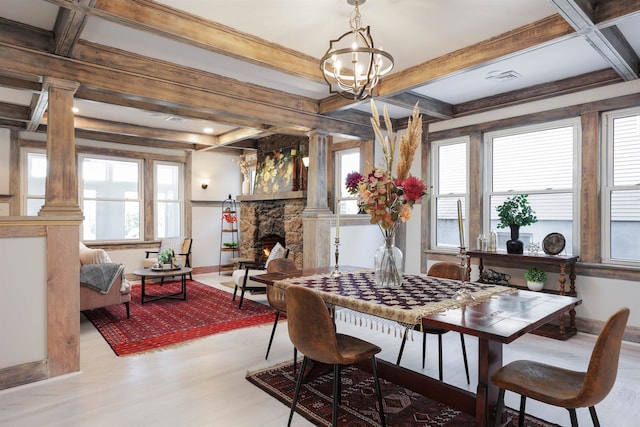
[
  {"left": 38, "top": 77, "right": 81, "bottom": 217},
  {"left": 302, "top": 130, "right": 332, "bottom": 268}
]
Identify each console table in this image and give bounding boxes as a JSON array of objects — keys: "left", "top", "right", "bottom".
[{"left": 466, "top": 250, "right": 579, "bottom": 340}]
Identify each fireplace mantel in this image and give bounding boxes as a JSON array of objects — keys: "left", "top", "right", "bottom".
[{"left": 237, "top": 191, "right": 306, "bottom": 202}]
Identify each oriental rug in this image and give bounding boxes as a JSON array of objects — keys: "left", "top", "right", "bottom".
[
  {"left": 84, "top": 280, "right": 274, "bottom": 356},
  {"left": 247, "top": 362, "right": 560, "bottom": 427}
]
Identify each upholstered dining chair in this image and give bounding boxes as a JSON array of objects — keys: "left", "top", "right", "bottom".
[
  {"left": 265, "top": 258, "right": 299, "bottom": 376},
  {"left": 491, "top": 307, "right": 629, "bottom": 427},
  {"left": 396, "top": 261, "right": 470, "bottom": 384},
  {"left": 286, "top": 285, "right": 386, "bottom": 427}
]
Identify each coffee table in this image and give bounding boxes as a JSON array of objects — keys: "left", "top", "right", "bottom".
[{"left": 133, "top": 267, "right": 193, "bottom": 304}]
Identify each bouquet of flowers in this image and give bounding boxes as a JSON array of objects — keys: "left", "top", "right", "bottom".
[
  {"left": 345, "top": 100, "right": 427, "bottom": 232},
  {"left": 345, "top": 100, "right": 427, "bottom": 287}
]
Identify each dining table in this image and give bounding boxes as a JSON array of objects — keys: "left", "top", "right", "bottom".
[{"left": 251, "top": 267, "right": 582, "bottom": 427}]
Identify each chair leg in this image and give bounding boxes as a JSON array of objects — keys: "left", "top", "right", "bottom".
[
  {"left": 238, "top": 286, "right": 246, "bottom": 309},
  {"left": 568, "top": 408, "right": 578, "bottom": 427},
  {"left": 396, "top": 329, "right": 408, "bottom": 365},
  {"left": 124, "top": 301, "right": 130, "bottom": 319},
  {"left": 265, "top": 312, "right": 280, "bottom": 359},
  {"left": 459, "top": 332, "right": 470, "bottom": 384},
  {"left": 232, "top": 284, "right": 238, "bottom": 301},
  {"left": 518, "top": 395, "right": 526, "bottom": 427},
  {"left": 293, "top": 347, "right": 298, "bottom": 377},
  {"left": 589, "top": 406, "right": 600, "bottom": 427},
  {"left": 288, "top": 356, "right": 308, "bottom": 427},
  {"left": 332, "top": 364, "right": 340, "bottom": 427},
  {"left": 371, "top": 356, "right": 386, "bottom": 427},
  {"left": 493, "top": 388, "right": 505, "bottom": 427},
  {"left": 437, "top": 335, "right": 443, "bottom": 381}
]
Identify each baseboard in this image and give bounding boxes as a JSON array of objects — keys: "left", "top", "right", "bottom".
[{"left": 576, "top": 316, "right": 640, "bottom": 343}]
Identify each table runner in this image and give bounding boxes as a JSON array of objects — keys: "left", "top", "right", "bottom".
[{"left": 275, "top": 270, "right": 515, "bottom": 328}]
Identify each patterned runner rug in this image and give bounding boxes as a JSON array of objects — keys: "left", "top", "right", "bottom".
[
  {"left": 247, "top": 362, "right": 560, "bottom": 427},
  {"left": 84, "top": 279, "right": 274, "bottom": 356}
]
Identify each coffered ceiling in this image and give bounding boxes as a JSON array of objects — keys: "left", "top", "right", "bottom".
[{"left": 0, "top": 0, "right": 639, "bottom": 150}]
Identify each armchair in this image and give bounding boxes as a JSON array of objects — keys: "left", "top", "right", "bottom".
[
  {"left": 79, "top": 243, "right": 131, "bottom": 318},
  {"left": 143, "top": 237, "right": 193, "bottom": 281},
  {"left": 232, "top": 242, "right": 289, "bottom": 309}
]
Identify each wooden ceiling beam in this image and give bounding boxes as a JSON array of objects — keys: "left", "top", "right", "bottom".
[
  {"left": 41, "top": 113, "right": 218, "bottom": 146},
  {"left": 319, "top": 15, "right": 576, "bottom": 113},
  {"left": 26, "top": 91, "right": 49, "bottom": 132},
  {"left": 74, "top": 87, "right": 270, "bottom": 132},
  {"left": 53, "top": 0, "right": 94, "bottom": 56},
  {"left": 0, "top": 101, "right": 30, "bottom": 122},
  {"left": 0, "top": 43, "right": 373, "bottom": 138},
  {"left": 45, "top": 0, "right": 323, "bottom": 82},
  {"left": 72, "top": 41, "right": 319, "bottom": 115},
  {"left": 384, "top": 93, "right": 454, "bottom": 120},
  {"left": 550, "top": 0, "right": 638, "bottom": 80}
]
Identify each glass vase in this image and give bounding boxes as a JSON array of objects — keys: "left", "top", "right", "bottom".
[{"left": 374, "top": 232, "right": 403, "bottom": 288}]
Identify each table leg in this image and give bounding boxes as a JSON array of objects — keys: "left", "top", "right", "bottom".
[
  {"left": 141, "top": 276, "right": 147, "bottom": 304},
  {"left": 181, "top": 273, "right": 187, "bottom": 300},
  {"left": 476, "top": 338, "right": 503, "bottom": 427}
]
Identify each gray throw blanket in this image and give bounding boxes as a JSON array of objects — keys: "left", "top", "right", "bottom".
[{"left": 80, "top": 263, "right": 124, "bottom": 294}]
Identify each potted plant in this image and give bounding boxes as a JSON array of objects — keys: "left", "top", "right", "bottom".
[
  {"left": 495, "top": 194, "right": 537, "bottom": 254},
  {"left": 157, "top": 248, "right": 174, "bottom": 269},
  {"left": 524, "top": 267, "right": 547, "bottom": 291}
]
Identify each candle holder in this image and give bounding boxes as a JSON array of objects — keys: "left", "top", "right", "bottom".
[
  {"left": 455, "top": 246, "right": 475, "bottom": 304},
  {"left": 331, "top": 237, "right": 342, "bottom": 277}
]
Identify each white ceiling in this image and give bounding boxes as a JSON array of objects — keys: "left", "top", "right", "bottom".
[{"left": 1, "top": 0, "right": 639, "bottom": 142}]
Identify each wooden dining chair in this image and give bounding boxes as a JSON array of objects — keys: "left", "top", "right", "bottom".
[
  {"left": 286, "top": 285, "right": 386, "bottom": 427},
  {"left": 491, "top": 307, "right": 630, "bottom": 427},
  {"left": 396, "top": 262, "right": 470, "bottom": 384},
  {"left": 265, "top": 258, "right": 299, "bottom": 372}
]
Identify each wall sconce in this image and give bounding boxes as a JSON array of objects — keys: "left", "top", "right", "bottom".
[
  {"left": 302, "top": 156, "right": 309, "bottom": 168},
  {"left": 201, "top": 179, "right": 210, "bottom": 189}
]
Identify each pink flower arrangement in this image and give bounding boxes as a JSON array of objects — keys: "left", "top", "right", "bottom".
[{"left": 345, "top": 100, "right": 427, "bottom": 232}]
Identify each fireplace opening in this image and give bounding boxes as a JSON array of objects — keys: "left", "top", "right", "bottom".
[{"left": 257, "top": 234, "right": 286, "bottom": 263}]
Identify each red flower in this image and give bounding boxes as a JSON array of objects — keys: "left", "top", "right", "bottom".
[
  {"left": 345, "top": 171, "right": 364, "bottom": 195},
  {"left": 403, "top": 176, "right": 426, "bottom": 202}
]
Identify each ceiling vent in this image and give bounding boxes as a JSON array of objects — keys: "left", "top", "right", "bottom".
[
  {"left": 485, "top": 70, "right": 522, "bottom": 82},
  {"left": 165, "top": 116, "right": 186, "bottom": 123}
]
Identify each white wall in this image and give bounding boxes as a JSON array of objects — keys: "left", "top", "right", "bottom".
[{"left": 0, "top": 236, "right": 47, "bottom": 369}]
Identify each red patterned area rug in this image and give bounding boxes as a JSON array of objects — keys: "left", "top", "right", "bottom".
[
  {"left": 84, "top": 280, "right": 274, "bottom": 356},
  {"left": 247, "top": 362, "right": 561, "bottom": 427}
]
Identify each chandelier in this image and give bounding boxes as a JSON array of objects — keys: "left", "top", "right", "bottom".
[{"left": 320, "top": 0, "right": 394, "bottom": 100}]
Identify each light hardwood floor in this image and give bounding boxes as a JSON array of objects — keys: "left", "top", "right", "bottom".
[{"left": 1, "top": 273, "right": 638, "bottom": 427}]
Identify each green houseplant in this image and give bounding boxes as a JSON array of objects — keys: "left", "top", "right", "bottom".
[
  {"left": 495, "top": 194, "right": 537, "bottom": 254},
  {"left": 157, "top": 248, "right": 174, "bottom": 267},
  {"left": 524, "top": 267, "right": 547, "bottom": 291}
]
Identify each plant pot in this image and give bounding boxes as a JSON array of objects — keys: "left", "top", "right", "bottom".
[
  {"left": 527, "top": 281, "right": 544, "bottom": 291},
  {"left": 506, "top": 224, "right": 524, "bottom": 254}
]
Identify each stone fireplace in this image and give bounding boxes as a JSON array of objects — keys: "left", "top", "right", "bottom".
[{"left": 238, "top": 197, "right": 305, "bottom": 268}]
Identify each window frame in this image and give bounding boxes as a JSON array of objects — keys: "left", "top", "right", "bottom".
[
  {"left": 483, "top": 118, "right": 581, "bottom": 255},
  {"left": 334, "top": 146, "right": 361, "bottom": 215},
  {"left": 78, "top": 153, "right": 144, "bottom": 243},
  {"left": 153, "top": 160, "right": 184, "bottom": 240},
  {"left": 430, "top": 136, "right": 469, "bottom": 251},
  {"left": 601, "top": 106, "right": 640, "bottom": 266},
  {"left": 22, "top": 148, "right": 47, "bottom": 216}
]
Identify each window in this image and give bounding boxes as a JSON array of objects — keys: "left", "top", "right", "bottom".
[
  {"left": 486, "top": 119, "right": 579, "bottom": 254},
  {"left": 335, "top": 147, "right": 361, "bottom": 214},
  {"left": 80, "top": 155, "right": 142, "bottom": 242},
  {"left": 431, "top": 138, "right": 468, "bottom": 249},
  {"left": 603, "top": 107, "right": 640, "bottom": 263},
  {"left": 155, "top": 161, "right": 183, "bottom": 239},
  {"left": 24, "top": 150, "right": 46, "bottom": 216}
]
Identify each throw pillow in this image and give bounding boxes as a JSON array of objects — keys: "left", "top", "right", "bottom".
[
  {"left": 265, "top": 242, "right": 286, "bottom": 268},
  {"left": 79, "top": 242, "right": 112, "bottom": 265}
]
